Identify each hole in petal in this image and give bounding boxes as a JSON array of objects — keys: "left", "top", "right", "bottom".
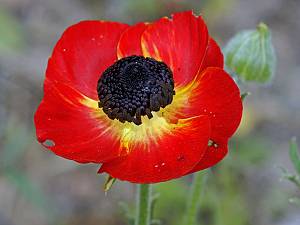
[{"left": 42, "top": 139, "right": 55, "bottom": 147}]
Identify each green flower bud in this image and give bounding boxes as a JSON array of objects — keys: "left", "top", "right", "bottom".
[{"left": 224, "top": 23, "right": 276, "bottom": 83}]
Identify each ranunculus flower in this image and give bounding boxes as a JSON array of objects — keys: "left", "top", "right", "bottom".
[{"left": 34, "top": 11, "right": 242, "bottom": 183}]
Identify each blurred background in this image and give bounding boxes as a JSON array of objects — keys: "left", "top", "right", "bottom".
[{"left": 0, "top": 0, "right": 299, "bottom": 224}]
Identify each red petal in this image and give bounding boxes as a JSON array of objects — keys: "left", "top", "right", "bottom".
[
  {"left": 48, "top": 21, "right": 129, "bottom": 100},
  {"left": 187, "top": 138, "right": 228, "bottom": 173},
  {"left": 99, "top": 116, "right": 211, "bottom": 183},
  {"left": 141, "top": 11, "right": 209, "bottom": 86},
  {"left": 199, "top": 38, "right": 224, "bottom": 72},
  {"left": 179, "top": 67, "right": 242, "bottom": 141},
  {"left": 117, "top": 22, "right": 149, "bottom": 59},
  {"left": 34, "top": 78, "right": 122, "bottom": 163}
]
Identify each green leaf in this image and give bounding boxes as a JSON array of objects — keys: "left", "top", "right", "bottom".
[
  {"left": 289, "top": 137, "right": 300, "bottom": 175},
  {"left": 224, "top": 22, "right": 276, "bottom": 84}
]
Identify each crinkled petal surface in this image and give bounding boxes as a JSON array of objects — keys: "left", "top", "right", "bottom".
[
  {"left": 185, "top": 69, "right": 242, "bottom": 172},
  {"left": 117, "top": 22, "right": 149, "bottom": 59},
  {"left": 99, "top": 115, "right": 211, "bottom": 183},
  {"left": 35, "top": 20, "right": 129, "bottom": 163},
  {"left": 161, "top": 67, "right": 242, "bottom": 174},
  {"left": 199, "top": 38, "right": 224, "bottom": 71},
  {"left": 164, "top": 67, "right": 242, "bottom": 141},
  {"left": 141, "top": 11, "right": 209, "bottom": 86},
  {"left": 34, "top": 80, "right": 122, "bottom": 163},
  {"left": 48, "top": 20, "right": 129, "bottom": 100},
  {"left": 188, "top": 68, "right": 242, "bottom": 141}
]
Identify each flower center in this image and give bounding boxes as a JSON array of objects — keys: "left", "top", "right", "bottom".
[{"left": 97, "top": 55, "right": 175, "bottom": 125}]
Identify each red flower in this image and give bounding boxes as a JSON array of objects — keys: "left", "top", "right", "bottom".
[{"left": 34, "top": 11, "right": 242, "bottom": 183}]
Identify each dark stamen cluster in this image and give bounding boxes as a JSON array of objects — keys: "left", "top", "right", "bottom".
[{"left": 97, "top": 55, "right": 175, "bottom": 125}]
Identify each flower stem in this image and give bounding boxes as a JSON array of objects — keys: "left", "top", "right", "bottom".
[
  {"left": 135, "top": 184, "right": 152, "bottom": 225},
  {"left": 183, "top": 171, "right": 208, "bottom": 225}
]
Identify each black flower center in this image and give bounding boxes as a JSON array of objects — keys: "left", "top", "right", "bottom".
[{"left": 97, "top": 55, "right": 175, "bottom": 125}]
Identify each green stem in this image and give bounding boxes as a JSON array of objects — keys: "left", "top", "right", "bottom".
[
  {"left": 135, "top": 184, "right": 152, "bottom": 225},
  {"left": 183, "top": 172, "right": 208, "bottom": 225}
]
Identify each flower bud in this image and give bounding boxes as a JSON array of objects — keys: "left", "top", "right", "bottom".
[{"left": 224, "top": 23, "right": 276, "bottom": 83}]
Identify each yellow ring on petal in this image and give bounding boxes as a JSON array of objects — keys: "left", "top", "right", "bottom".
[{"left": 80, "top": 81, "right": 202, "bottom": 155}]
